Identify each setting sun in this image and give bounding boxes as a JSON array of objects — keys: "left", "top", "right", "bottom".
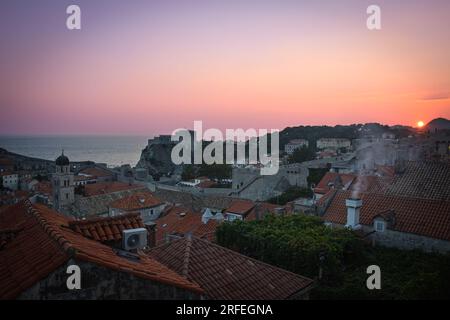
[{"left": 417, "top": 121, "right": 425, "bottom": 128}]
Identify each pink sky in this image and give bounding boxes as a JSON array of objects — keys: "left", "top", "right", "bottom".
[{"left": 1, "top": 0, "right": 449, "bottom": 135}]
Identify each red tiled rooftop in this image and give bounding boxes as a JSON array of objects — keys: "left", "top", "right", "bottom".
[
  {"left": 147, "top": 236, "right": 314, "bottom": 300},
  {"left": 314, "top": 172, "right": 392, "bottom": 195},
  {"left": 0, "top": 171, "right": 16, "bottom": 177},
  {"left": 0, "top": 201, "right": 203, "bottom": 299},
  {"left": 155, "top": 206, "right": 219, "bottom": 245},
  {"left": 68, "top": 212, "right": 145, "bottom": 242},
  {"left": 35, "top": 181, "right": 52, "bottom": 196},
  {"left": 109, "top": 191, "right": 163, "bottom": 211},
  {"left": 196, "top": 180, "right": 217, "bottom": 189},
  {"left": 225, "top": 199, "right": 255, "bottom": 215},
  {"left": 75, "top": 175, "right": 97, "bottom": 181},
  {"left": 245, "top": 202, "right": 286, "bottom": 221},
  {"left": 82, "top": 182, "right": 141, "bottom": 197},
  {"left": 376, "top": 165, "right": 395, "bottom": 177},
  {"left": 348, "top": 175, "right": 392, "bottom": 194},
  {"left": 322, "top": 190, "right": 450, "bottom": 241},
  {"left": 314, "top": 172, "right": 356, "bottom": 195}
]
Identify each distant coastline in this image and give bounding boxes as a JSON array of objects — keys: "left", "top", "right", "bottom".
[{"left": 0, "top": 135, "right": 149, "bottom": 167}]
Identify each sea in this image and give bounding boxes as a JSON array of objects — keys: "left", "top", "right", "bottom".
[{"left": 0, "top": 135, "right": 150, "bottom": 167}]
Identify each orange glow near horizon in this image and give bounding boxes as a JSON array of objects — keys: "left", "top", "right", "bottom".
[
  {"left": 417, "top": 121, "right": 425, "bottom": 128},
  {"left": 0, "top": 1, "right": 449, "bottom": 135}
]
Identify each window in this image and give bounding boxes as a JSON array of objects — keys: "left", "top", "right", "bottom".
[
  {"left": 65, "top": 193, "right": 69, "bottom": 200},
  {"left": 375, "top": 221, "right": 385, "bottom": 232}
]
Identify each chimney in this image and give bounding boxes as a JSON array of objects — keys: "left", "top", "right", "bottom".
[
  {"left": 144, "top": 222, "right": 156, "bottom": 248},
  {"left": 345, "top": 197, "right": 362, "bottom": 229},
  {"left": 202, "top": 208, "right": 212, "bottom": 224}
]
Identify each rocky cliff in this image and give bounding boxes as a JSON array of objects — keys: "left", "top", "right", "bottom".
[{"left": 136, "top": 143, "right": 179, "bottom": 177}]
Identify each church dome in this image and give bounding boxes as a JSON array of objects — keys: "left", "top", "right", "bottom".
[{"left": 55, "top": 152, "right": 69, "bottom": 166}]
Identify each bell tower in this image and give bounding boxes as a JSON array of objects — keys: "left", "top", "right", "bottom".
[{"left": 52, "top": 150, "right": 74, "bottom": 213}]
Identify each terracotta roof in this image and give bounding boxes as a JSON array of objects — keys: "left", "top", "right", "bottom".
[
  {"left": 322, "top": 190, "right": 450, "bottom": 241},
  {"left": 147, "top": 237, "right": 314, "bottom": 300},
  {"left": 0, "top": 171, "right": 17, "bottom": 177},
  {"left": 316, "top": 189, "right": 337, "bottom": 206},
  {"left": 225, "top": 199, "right": 255, "bottom": 215},
  {"left": 385, "top": 161, "right": 450, "bottom": 201},
  {"left": 110, "top": 191, "right": 163, "bottom": 211},
  {"left": 0, "top": 201, "right": 203, "bottom": 299},
  {"left": 74, "top": 187, "right": 148, "bottom": 217},
  {"left": 155, "top": 206, "right": 218, "bottom": 245},
  {"left": 196, "top": 180, "right": 217, "bottom": 189},
  {"left": 79, "top": 167, "right": 113, "bottom": 178},
  {"left": 245, "top": 202, "right": 286, "bottom": 221},
  {"left": 314, "top": 172, "right": 356, "bottom": 194},
  {"left": 35, "top": 181, "right": 52, "bottom": 196},
  {"left": 314, "top": 172, "right": 392, "bottom": 195},
  {"left": 83, "top": 182, "right": 141, "bottom": 197},
  {"left": 75, "top": 175, "right": 96, "bottom": 182},
  {"left": 68, "top": 212, "right": 145, "bottom": 242},
  {"left": 349, "top": 175, "right": 392, "bottom": 194},
  {"left": 376, "top": 165, "right": 395, "bottom": 177},
  {"left": 0, "top": 158, "right": 14, "bottom": 166}
]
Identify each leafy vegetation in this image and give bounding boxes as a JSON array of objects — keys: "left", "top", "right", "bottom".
[
  {"left": 216, "top": 215, "right": 450, "bottom": 299},
  {"left": 288, "top": 145, "right": 316, "bottom": 164},
  {"left": 198, "top": 163, "right": 232, "bottom": 180},
  {"left": 181, "top": 164, "right": 197, "bottom": 181},
  {"left": 181, "top": 163, "right": 232, "bottom": 181},
  {"left": 307, "top": 168, "right": 329, "bottom": 187}
]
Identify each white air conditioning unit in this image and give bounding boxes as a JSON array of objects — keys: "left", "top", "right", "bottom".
[{"left": 122, "top": 228, "right": 148, "bottom": 251}]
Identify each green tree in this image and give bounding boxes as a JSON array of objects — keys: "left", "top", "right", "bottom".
[
  {"left": 288, "top": 146, "right": 315, "bottom": 164},
  {"left": 181, "top": 164, "right": 197, "bottom": 181},
  {"left": 215, "top": 215, "right": 450, "bottom": 300}
]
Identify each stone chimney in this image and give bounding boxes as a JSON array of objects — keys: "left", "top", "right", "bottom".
[
  {"left": 345, "top": 197, "right": 362, "bottom": 229},
  {"left": 144, "top": 222, "right": 156, "bottom": 248}
]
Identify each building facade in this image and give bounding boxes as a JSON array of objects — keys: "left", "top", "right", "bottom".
[
  {"left": 285, "top": 139, "right": 309, "bottom": 155},
  {"left": 316, "top": 138, "right": 351, "bottom": 151},
  {"left": 52, "top": 151, "right": 75, "bottom": 213},
  {"left": 1, "top": 172, "right": 18, "bottom": 190}
]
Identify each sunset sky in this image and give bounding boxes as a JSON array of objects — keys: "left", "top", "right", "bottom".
[{"left": 1, "top": 0, "right": 449, "bottom": 135}]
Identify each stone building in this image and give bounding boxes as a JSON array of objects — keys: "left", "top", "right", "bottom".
[
  {"left": 0, "top": 171, "right": 18, "bottom": 190},
  {"left": 109, "top": 191, "right": 166, "bottom": 223},
  {"left": 319, "top": 190, "right": 450, "bottom": 253},
  {"left": 52, "top": 151, "right": 74, "bottom": 213},
  {"left": 316, "top": 138, "right": 351, "bottom": 151},
  {"left": 284, "top": 139, "right": 309, "bottom": 155},
  {"left": 231, "top": 164, "right": 308, "bottom": 201},
  {"left": 0, "top": 201, "right": 203, "bottom": 299}
]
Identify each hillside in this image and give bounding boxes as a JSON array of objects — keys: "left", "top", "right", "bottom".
[{"left": 426, "top": 118, "right": 450, "bottom": 131}]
